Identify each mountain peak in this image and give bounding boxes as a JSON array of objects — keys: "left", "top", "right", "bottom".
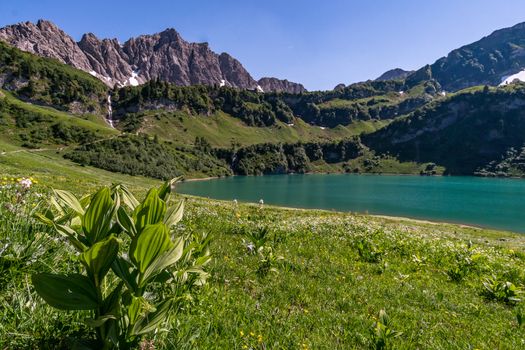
[
  {"left": 0, "top": 20, "right": 305, "bottom": 93},
  {"left": 375, "top": 68, "right": 414, "bottom": 81},
  {"left": 36, "top": 19, "right": 60, "bottom": 30},
  {"left": 257, "top": 77, "right": 307, "bottom": 94}
]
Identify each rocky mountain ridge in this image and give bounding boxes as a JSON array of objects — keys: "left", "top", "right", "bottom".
[
  {"left": 0, "top": 19, "right": 305, "bottom": 93},
  {"left": 375, "top": 68, "right": 414, "bottom": 81}
]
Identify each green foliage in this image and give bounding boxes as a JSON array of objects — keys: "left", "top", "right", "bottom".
[
  {"left": 371, "top": 309, "right": 402, "bottom": 350},
  {"left": 445, "top": 245, "right": 477, "bottom": 282},
  {"left": 255, "top": 246, "right": 283, "bottom": 278},
  {"left": 32, "top": 179, "right": 210, "bottom": 348},
  {"left": 219, "top": 138, "right": 363, "bottom": 175},
  {"left": 0, "top": 95, "right": 100, "bottom": 147},
  {"left": 243, "top": 226, "right": 272, "bottom": 255},
  {"left": 0, "top": 41, "right": 107, "bottom": 114},
  {"left": 364, "top": 84, "right": 525, "bottom": 175},
  {"left": 65, "top": 134, "right": 232, "bottom": 179},
  {"left": 482, "top": 275, "right": 522, "bottom": 304},
  {"left": 355, "top": 237, "right": 383, "bottom": 263},
  {"left": 112, "top": 78, "right": 435, "bottom": 129},
  {"left": 113, "top": 81, "right": 293, "bottom": 127},
  {"left": 2, "top": 174, "right": 525, "bottom": 348}
]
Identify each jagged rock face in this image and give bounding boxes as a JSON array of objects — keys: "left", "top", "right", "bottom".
[
  {"left": 0, "top": 19, "right": 304, "bottom": 93},
  {"left": 219, "top": 53, "right": 257, "bottom": 88},
  {"left": 0, "top": 20, "right": 92, "bottom": 72},
  {"left": 257, "top": 77, "right": 306, "bottom": 94},
  {"left": 78, "top": 33, "right": 133, "bottom": 85},
  {"left": 122, "top": 30, "right": 237, "bottom": 87},
  {"left": 375, "top": 68, "right": 414, "bottom": 81}
]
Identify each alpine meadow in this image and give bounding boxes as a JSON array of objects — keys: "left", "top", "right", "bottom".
[{"left": 1, "top": 2, "right": 525, "bottom": 349}]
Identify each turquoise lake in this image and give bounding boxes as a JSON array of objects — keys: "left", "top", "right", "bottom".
[{"left": 177, "top": 174, "right": 525, "bottom": 233}]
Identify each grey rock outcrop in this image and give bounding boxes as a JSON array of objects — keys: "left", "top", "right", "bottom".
[
  {"left": 375, "top": 68, "right": 414, "bottom": 81},
  {"left": 0, "top": 19, "right": 305, "bottom": 93},
  {"left": 257, "top": 77, "right": 306, "bottom": 94}
]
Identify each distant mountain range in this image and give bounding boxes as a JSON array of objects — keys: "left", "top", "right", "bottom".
[
  {"left": 375, "top": 68, "right": 414, "bottom": 81},
  {"left": 376, "top": 22, "right": 525, "bottom": 91},
  {"left": 0, "top": 19, "right": 306, "bottom": 94},
  {"left": 5, "top": 19, "right": 525, "bottom": 94},
  {"left": 4, "top": 19, "right": 525, "bottom": 178}
]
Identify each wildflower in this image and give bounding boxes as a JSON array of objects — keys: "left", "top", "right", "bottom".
[
  {"left": 19, "top": 178, "right": 32, "bottom": 189},
  {"left": 250, "top": 331, "right": 255, "bottom": 337},
  {"left": 258, "top": 334, "right": 263, "bottom": 343},
  {"left": 240, "top": 330, "right": 244, "bottom": 337},
  {"left": 242, "top": 346, "right": 248, "bottom": 349}
]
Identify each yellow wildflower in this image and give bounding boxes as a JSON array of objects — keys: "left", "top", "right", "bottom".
[
  {"left": 240, "top": 330, "right": 244, "bottom": 337},
  {"left": 258, "top": 334, "right": 263, "bottom": 343},
  {"left": 250, "top": 331, "right": 255, "bottom": 337}
]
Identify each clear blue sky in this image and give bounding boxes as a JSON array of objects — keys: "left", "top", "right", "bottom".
[{"left": 1, "top": 0, "right": 525, "bottom": 90}]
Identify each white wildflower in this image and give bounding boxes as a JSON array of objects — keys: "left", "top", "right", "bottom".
[{"left": 19, "top": 178, "right": 32, "bottom": 189}]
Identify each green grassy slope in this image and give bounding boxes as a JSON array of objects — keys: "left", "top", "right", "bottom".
[
  {"left": 130, "top": 110, "right": 389, "bottom": 148},
  {"left": 0, "top": 90, "right": 116, "bottom": 148},
  {"left": 1, "top": 162, "right": 524, "bottom": 348},
  {"left": 0, "top": 41, "right": 108, "bottom": 114}
]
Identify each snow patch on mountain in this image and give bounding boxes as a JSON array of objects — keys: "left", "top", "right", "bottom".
[
  {"left": 500, "top": 69, "right": 525, "bottom": 85},
  {"left": 128, "top": 71, "right": 140, "bottom": 86}
]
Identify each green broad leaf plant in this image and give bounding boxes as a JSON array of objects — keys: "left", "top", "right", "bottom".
[{"left": 32, "top": 178, "right": 211, "bottom": 349}]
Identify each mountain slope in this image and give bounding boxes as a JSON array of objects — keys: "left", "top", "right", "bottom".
[
  {"left": 0, "top": 19, "right": 305, "bottom": 93},
  {"left": 363, "top": 84, "right": 525, "bottom": 175},
  {"left": 0, "top": 40, "right": 107, "bottom": 114},
  {"left": 257, "top": 77, "right": 306, "bottom": 94},
  {"left": 412, "top": 22, "right": 525, "bottom": 91},
  {"left": 376, "top": 68, "right": 414, "bottom": 81}
]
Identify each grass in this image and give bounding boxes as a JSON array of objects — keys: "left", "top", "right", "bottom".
[
  {"left": 0, "top": 146, "right": 158, "bottom": 194},
  {"left": 130, "top": 110, "right": 389, "bottom": 148},
  {"left": 1, "top": 157, "right": 525, "bottom": 348},
  {"left": 0, "top": 90, "right": 117, "bottom": 148}
]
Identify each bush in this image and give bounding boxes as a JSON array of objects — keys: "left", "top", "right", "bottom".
[{"left": 33, "top": 179, "right": 211, "bottom": 348}]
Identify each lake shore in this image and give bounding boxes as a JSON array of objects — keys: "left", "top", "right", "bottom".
[{"left": 178, "top": 174, "right": 525, "bottom": 234}]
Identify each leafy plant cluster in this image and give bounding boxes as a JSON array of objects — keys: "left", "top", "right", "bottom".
[
  {"left": 239, "top": 224, "right": 283, "bottom": 278},
  {"left": 32, "top": 179, "right": 211, "bottom": 349}
]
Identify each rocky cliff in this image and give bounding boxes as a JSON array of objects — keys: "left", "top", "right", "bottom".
[
  {"left": 257, "top": 77, "right": 306, "bottom": 94},
  {"left": 0, "top": 19, "right": 304, "bottom": 93}
]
